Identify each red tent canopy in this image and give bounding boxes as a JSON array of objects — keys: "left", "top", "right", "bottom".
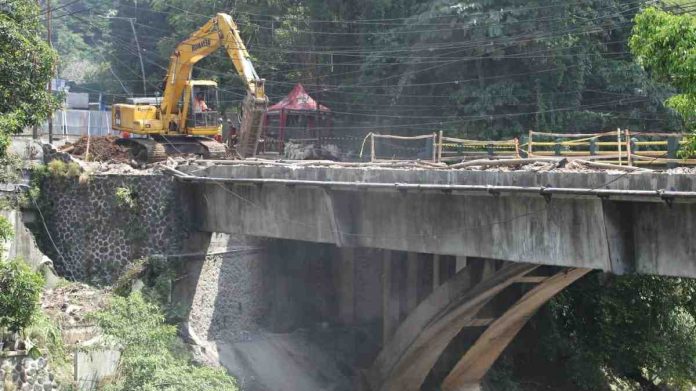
[{"left": 267, "top": 83, "right": 330, "bottom": 113}]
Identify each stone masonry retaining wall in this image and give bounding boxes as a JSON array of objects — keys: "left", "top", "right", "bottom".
[
  {"left": 0, "top": 354, "right": 60, "bottom": 391},
  {"left": 34, "top": 173, "right": 189, "bottom": 284}
]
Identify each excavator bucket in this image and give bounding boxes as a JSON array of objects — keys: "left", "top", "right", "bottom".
[{"left": 236, "top": 92, "right": 268, "bottom": 158}]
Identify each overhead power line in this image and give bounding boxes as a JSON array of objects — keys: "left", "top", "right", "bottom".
[{"left": 79, "top": 14, "right": 641, "bottom": 93}]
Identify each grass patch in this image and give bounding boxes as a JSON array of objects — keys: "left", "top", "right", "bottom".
[
  {"left": 114, "top": 186, "right": 137, "bottom": 209},
  {"left": 90, "top": 293, "right": 237, "bottom": 391},
  {"left": 23, "top": 312, "right": 74, "bottom": 387}
]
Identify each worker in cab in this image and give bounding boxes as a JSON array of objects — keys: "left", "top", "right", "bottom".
[{"left": 194, "top": 92, "right": 209, "bottom": 113}]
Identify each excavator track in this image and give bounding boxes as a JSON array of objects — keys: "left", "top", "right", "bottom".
[
  {"left": 116, "top": 136, "right": 226, "bottom": 163},
  {"left": 115, "top": 138, "right": 167, "bottom": 162},
  {"left": 195, "top": 138, "right": 228, "bottom": 159}
]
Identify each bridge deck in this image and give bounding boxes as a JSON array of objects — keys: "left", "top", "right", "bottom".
[{"left": 175, "top": 161, "right": 696, "bottom": 278}]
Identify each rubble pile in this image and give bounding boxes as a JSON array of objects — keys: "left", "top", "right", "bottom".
[
  {"left": 60, "top": 136, "right": 130, "bottom": 163},
  {"left": 41, "top": 283, "right": 108, "bottom": 327}
]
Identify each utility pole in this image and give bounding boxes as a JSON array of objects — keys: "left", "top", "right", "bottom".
[
  {"left": 128, "top": 18, "right": 147, "bottom": 96},
  {"left": 46, "top": 0, "right": 53, "bottom": 144}
]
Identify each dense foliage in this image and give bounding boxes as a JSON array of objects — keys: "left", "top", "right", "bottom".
[
  {"left": 0, "top": 216, "right": 44, "bottom": 334},
  {"left": 630, "top": 7, "right": 696, "bottom": 156},
  {"left": 550, "top": 274, "right": 696, "bottom": 390},
  {"left": 0, "top": 258, "right": 45, "bottom": 333},
  {"left": 0, "top": 0, "right": 57, "bottom": 156},
  {"left": 91, "top": 293, "right": 238, "bottom": 391},
  {"left": 54, "top": 0, "right": 683, "bottom": 140},
  {"left": 482, "top": 273, "right": 696, "bottom": 391}
]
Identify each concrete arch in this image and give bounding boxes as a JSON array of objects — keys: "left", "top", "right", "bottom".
[{"left": 367, "top": 261, "right": 589, "bottom": 391}]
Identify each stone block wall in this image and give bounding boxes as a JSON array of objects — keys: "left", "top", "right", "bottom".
[
  {"left": 183, "top": 233, "right": 272, "bottom": 343},
  {"left": 0, "top": 354, "right": 60, "bottom": 391},
  {"left": 33, "top": 173, "right": 190, "bottom": 284}
]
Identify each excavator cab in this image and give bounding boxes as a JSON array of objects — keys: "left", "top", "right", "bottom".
[{"left": 185, "top": 81, "right": 221, "bottom": 135}]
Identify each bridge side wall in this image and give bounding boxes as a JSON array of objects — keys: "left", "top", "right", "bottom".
[
  {"left": 188, "top": 166, "right": 696, "bottom": 278},
  {"left": 191, "top": 182, "right": 612, "bottom": 270}
]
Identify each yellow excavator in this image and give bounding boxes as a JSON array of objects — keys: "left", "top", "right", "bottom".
[{"left": 111, "top": 13, "right": 267, "bottom": 161}]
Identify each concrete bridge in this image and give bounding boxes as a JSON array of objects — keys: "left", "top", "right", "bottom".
[{"left": 173, "top": 161, "right": 696, "bottom": 391}]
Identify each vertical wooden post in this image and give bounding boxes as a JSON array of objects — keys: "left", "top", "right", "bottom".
[
  {"left": 617, "top": 128, "right": 622, "bottom": 166},
  {"left": 514, "top": 138, "right": 520, "bottom": 158},
  {"left": 85, "top": 111, "right": 91, "bottom": 161},
  {"left": 432, "top": 133, "right": 438, "bottom": 163},
  {"left": 437, "top": 131, "right": 444, "bottom": 163},
  {"left": 625, "top": 129, "right": 633, "bottom": 167},
  {"left": 667, "top": 136, "right": 679, "bottom": 169},
  {"left": 527, "top": 130, "right": 533, "bottom": 156},
  {"left": 589, "top": 138, "right": 597, "bottom": 156},
  {"left": 47, "top": 0, "right": 53, "bottom": 144},
  {"left": 370, "top": 133, "right": 376, "bottom": 162}
]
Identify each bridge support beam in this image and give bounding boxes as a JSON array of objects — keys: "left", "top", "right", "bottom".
[
  {"left": 368, "top": 261, "right": 536, "bottom": 391},
  {"left": 441, "top": 267, "right": 590, "bottom": 391},
  {"left": 367, "top": 261, "right": 590, "bottom": 391}
]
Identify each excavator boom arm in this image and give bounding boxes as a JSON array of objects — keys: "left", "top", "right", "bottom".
[{"left": 160, "top": 13, "right": 266, "bottom": 129}]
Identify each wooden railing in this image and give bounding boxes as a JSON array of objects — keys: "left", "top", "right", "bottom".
[
  {"left": 364, "top": 132, "right": 439, "bottom": 162},
  {"left": 438, "top": 133, "right": 519, "bottom": 162},
  {"left": 526, "top": 129, "right": 696, "bottom": 167},
  {"left": 361, "top": 129, "right": 696, "bottom": 167}
]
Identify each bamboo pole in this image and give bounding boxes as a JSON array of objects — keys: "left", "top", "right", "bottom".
[
  {"left": 572, "top": 159, "right": 648, "bottom": 172},
  {"left": 625, "top": 129, "right": 632, "bottom": 167},
  {"left": 450, "top": 157, "right": 565, "bottom": 169},
  {"left": 437, "top": 131, "right": 443, "bottom": 163},
  {"left": 629, "top": 132, "right": 688, "bottom": 137},
  {"left": 432, "top": 132, "right": 438, "bottom": 163},
  {"left": 85, "top": 111, "right": 91, "bottom": 161},
  {"left": 373, "top": 133, "right": 436, "bottom": 140},
  {"left": 527, "top": 130, "right": 533, "bottom": 156},
  {"left": 370, "top": 133, "right": 376, "bottom": 162},
  {"left": 514, "top": 138, "right": 520, "bottom": 158},
  {"left": 440, "top": 136, "right": 517, "bottom": 145},
  {"left": 530, "top": 130, "right": 616, "bottom": 138},
  {"left": 617, "top": 128, "right": 622, "bottom": 166}
]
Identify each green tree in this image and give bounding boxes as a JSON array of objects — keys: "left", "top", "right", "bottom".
[
  {"left": 91, "top": 293, "right": 238, "bottom": 391},
  {"left": 0, "top": 216, "right": 44, "bottom": 334},
  {"left": 548, "top": 273, "right": 696, "bottom": 390},
  {"left": 490, "top": 273, "right": 696, "bottom": 391},
  {"left": 0, "top": 0, "right": 57, "bottom": 155},
  {"left": 630, "top": 7, "right": 696, "bottom": 156},
  {"left": 0, "top": 258, "right": 45, "bottom": 333}
]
